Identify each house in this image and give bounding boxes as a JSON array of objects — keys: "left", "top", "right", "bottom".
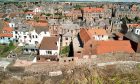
[
  {"left": 0, "top": 27, "right": 13, "bottom": 44},
  {"left": 12, "top": 21, "right": 50, "bottom": 54},
  {"left": 27, "top": 20, "right": 48, "bottom": 27},
  {"left": 62, "top": 32, "right": 72, "bottom": 46},
  {"left": 38, "top": 36, "right": 60, "bottom": 61},
  {"left": 126, "top": 24, "right": 140, "bottom": 32},
  {"left": 79, "top": 28, "right": 108, "bottom": 43},
  {"left": 0, "top": 13, "right": 8, "bottom": 20},
  {"left": 73, "top": 31, "right": 134, "bottom": 58},
  {"left": 8, "top": 12, "right": 23, "bottom": 19},
  {"left": 13, "top": 24, "right": 50, "bottom": 46},
  {"left": 81, "top": 7, "right": 104, "bottom": 21},
  {"left": 73, "top": 28, "right": 108, "bottom": 57},
  {"left": 124, "top": 31, "right": 140, "bottom": 53},
  {"left": 109, "top": 18, "right": 122, "bottom": 32},
  {"left": 33, "top": 7, "right": 43, "bottom": 14},
  {"left": 115, "top": 7, "right": 140, "bottom": 19},
  {"left": 64, "top": 9, "right": 82, "bottom": 20},
  {"left": 8, "top": 17, "right": 23, "bottom": 28},
  {"left": 61, "top": 20, "right": 80, "bottom": 36},
  {"left": 25, "top": 11, "right": 34, "bottom": 20},
  {"left": 48, "top": 19, "right": 62, "bottom": 36}
]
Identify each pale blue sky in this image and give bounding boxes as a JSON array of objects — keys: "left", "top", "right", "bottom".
[
  {"left": 0, "top": 0, "right": 140, "bottom": 2},
  {"left": 69, "top": 0, "right": 140, "bottom": 2}
]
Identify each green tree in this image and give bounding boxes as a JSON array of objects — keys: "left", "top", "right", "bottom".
[
  {"left": 74, "top": 5, "right": 82, "bottom": 9},
  {"left": 60, "top": 46, "right": 70, "bottom": 55},
  {"left": 34, "top": 17, "right": 39, "bottom": 22},
  {"left": 46, "top": 13, "right": 52, "bottom": 16},
  {"left": 9, "top": 41, "right": 13, "bottom": 47},
  {"left": 134, "top": 16, "right": 139, "bottom": 22}
]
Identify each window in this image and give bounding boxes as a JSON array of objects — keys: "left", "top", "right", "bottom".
[
  {"left": 36, "top": 35, "right": 38, "bottom": 38},
  {"left": 35, "top": 41, "right": 38, "bottom": 44},
  {"left": 25, "top": 49, "right": 28, "bottom": 52},
  {"left": 24, "top": 36, "right": 27, "bottom": 38},
  {"left": 71, "top": 30, "right": 73, "bottom": 33},
  {"left": 31, "top": 49, "right": 34, "bottom": 51},
  {"left": 15, "top": 31, "right": 18, "bottom": 34},
  {"left": 16, "top": 40, "right": 18, "bottom": 42},
  {"left": 15, "top": 36, "right": 17, "bottom": 38},
  {"left": 46, "top": 51, "right": 52, "bottom": 55},
  {"left": 32, "top": 35, "right": 34, "bottom": 38},
  {"left": 65, "top": 37, "right": 68, "bottom": 40}
]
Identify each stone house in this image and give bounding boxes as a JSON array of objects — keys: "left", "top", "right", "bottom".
[
  {"left": 64, "top": 9, "right": 82, "bottom": 21},
  {"left": 62, "top": 32, "right": 72, "bottom": 46},
  {"left": 81, "top": 7, "right": 104, "bottom": 21}
]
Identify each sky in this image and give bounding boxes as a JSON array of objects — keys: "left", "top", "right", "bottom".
[{"left": 0, "top": 0, "right": 140, "bottom": 2}]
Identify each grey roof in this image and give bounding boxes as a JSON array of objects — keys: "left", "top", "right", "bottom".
[
  {"left": 48, "top": 19, "right": 62, "bottom": 25},
  {"left": 63, "top": 32, "right": 73, "bottom": 37},
  {"left": 34, "top": 26, "right": 49, "bottom": 34},
  {"left": 61, "top": 20, "right": 80, "bottom": 30},
  {"left": 23, "top": 44, "right": 38, "bottom": 49},
  {"left": 15, "top": 23, "right": 30, "bottom": 32},
  {"left": 125, "top": 32, "right": 140, "bottom": 43},
  {"left": 99, "top": 19, "right": 110, "bottom": 27},
  {"left": 0, "top": 20, "right": 4, "bottom": 29}
]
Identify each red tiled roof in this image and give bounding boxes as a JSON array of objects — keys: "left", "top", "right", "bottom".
[
  {"left": 82, "top": 40, "right": 134, "bottom": 55},
  {"left": 127, "top": 24, "right": 140, "bottom": 27},
  {"left": 3, "top": 27, "right": 13, "bottom": 32},
  {"left": 0, "top": 26, "right": 13, "bottom": 37},
  {"left": 65, "top": 10, "right": 82, "bottom": 16},
  {"left": 82, "top": 7, "right": 104, "bottom": 13},
  {"left": 25, "top": 11, "right": 35, "bottom": 14},
  {"left": 87, "top": 29, "right": 107, "bottom": 36},
  {"left": 79, "top": 28, "right": 107, "bottom": 43},
  {"left": 0, "top": 34, "right": 13, "bottom": 37},
  {"left": 95, "top": 40, "right": 134, "bottom": 54},
  {"left": 39, "top": 36, "right": 59, "bottom": 50},
  {"left": 79, "top": 28, "right": 91, "bottom": 43},
  {"left": 27, "top": 20, "right": 48, "bottom": 27}
]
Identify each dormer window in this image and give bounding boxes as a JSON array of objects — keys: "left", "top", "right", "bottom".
[
  {"left": 15, "top": 31, "right": 18, "bottom": 34},
  {"left": 135, "top": 29, "right": 140, "bottom": 35}
]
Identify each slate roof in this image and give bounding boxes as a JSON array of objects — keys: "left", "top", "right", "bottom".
[
  {"left": 63, "top": 32, "right": 73, "bottom": 37},
  {"left": 61, "top": 20, "right": 80, "bottom": 30},
  {"left": 124, "top": 32, "right": 140, "bottom": 43},
  {"left": 34, "top": 26, "right": 49, "bottom": 34}
]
